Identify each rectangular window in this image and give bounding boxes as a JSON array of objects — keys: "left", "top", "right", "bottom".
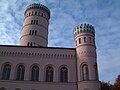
[
  {"left": 35, "top": 30, "right": 37, "bottom": 35},
  {"left": 79, "top": 38, "right": 81, "bottom": 44},
  {"left": 89, "top": 37, "right": 92, "bottom": 43},
  {"left": 76, "top": 40, "right": 77, "bottom": 46},
  {"left": 36, "top": 20, "right": 38, "bottom": 24},
  {"left": 84, "top": 37, "right": 87, "bottom": 43},
  {"left": 31, "top": 20, "right": 33, "bottom": 24}
]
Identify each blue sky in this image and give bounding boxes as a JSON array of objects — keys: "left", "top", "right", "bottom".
[{"left": 0, "top": 0, "right": 120, "bottom": 84}]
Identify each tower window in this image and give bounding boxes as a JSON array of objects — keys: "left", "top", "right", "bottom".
[
  {"left": 2, "top": 64, "right": 11, "bottom": 80},
  {"left": 36, "top": 20, "right": 38, "bottom": 24},
  {"left": 89, "top": 37, "right": 92, "bottom": 43},
  {"left": 31, "top": 20, "right": 33, "bottom": 24},
  {"left": 60, "top": 67, "right": 68, "bottom": 82},
  {"left": 84, "top": 37, "right": 87, "bottom": 43},
  {"left": 94, "top": 64, "right": 98, "bottom": 80},
  {"left": 35, "top": 12, "right": 37, "bottom": 15},
  {"left": 27, "top": 42, "right": 29, "bottom": 46},
  {"left": 46, "top": 66, "right": 53, "bottom": 82},
  {"left": 76, "top": 40, "right": 77, "bottom": 46},
  {"left": 32, "top": 30, "right": 34, "bottom": 35},
  {"left": 30, "top": 42, "right": 32, "bottom": 46},
  {"left": 31, "top": 65, "right": 39, "bottom": 81},
  {"left": 82, "top": 64, "right": 89, "bottom": 80},
  {"left": 79, "top": 38, "right": 81, "bottom": 44},
  {"left": 16, "top": 65, "right": 25, "bottom": 81},
  {"left": 29, "top": 30, "right": 31, "bottom": 35},
  {"left": 93, "top": 39, "right": 95, "bottom": 44}
]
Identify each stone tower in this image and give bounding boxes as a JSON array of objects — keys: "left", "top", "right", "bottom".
[
  {"left": 73, "top": 24, "right": 101, "bottom": 90},
  {"left": 20, "top": 3, "right": 50, "bottom": 47}
]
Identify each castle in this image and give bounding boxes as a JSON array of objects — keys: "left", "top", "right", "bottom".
[{"left": 0, "top": 3, "right": 101, "bottom": 90}]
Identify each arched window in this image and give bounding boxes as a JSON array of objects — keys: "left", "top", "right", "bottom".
[
  {"left": 60, "top": 67, "right": 68, "bottom": 82},
  {"left": 89, "top": 37, "right": 92, "bottom": 43},
  {"left": 79, "top": 38, "right": 81, "bottom": 44},
  {"left": 16, "top": 65, "right": 25, "bottom": 81},
  {"left": 2, "top": 64, "right": 11, "bottom": 80},
  {"left": 27, "top": 42, "right": 29, "bottom": 46},
  {"left": 82, "top": 64, "right": 89, "bottom": 80},
  {"left": 46, "top": 66, "right": 53, "bottom": 82},
  {"left": 84, "top": 37, "right": 87, "bottom": 43},
  {"left": 94, "top": 64, "right": 98, "bottom": 80},
  {"left": 31, "top": 65, "right": 39, "bottom": 81}
]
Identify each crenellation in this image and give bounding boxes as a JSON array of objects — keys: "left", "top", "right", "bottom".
[
  {"left": 0, "top": 51, "right": 75, "bottom": 59},
  {"left": 73, "top": 24, "right": 95, "bottom": 37}
]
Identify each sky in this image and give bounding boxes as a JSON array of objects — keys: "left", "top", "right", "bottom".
[{"left": 0, "top": 0, "right": 120, "bottom": 84}]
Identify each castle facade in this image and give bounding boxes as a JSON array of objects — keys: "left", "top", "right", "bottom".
[{"left": 0, "top": 3, "right": 101, "bottom": 90}]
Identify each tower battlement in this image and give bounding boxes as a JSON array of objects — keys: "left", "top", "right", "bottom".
[
  {"left": 73, "top": 24, "right": 95, "bottom": 37},
  {"left": 25, "top": 3, "right": 50, "bottom": 18}
]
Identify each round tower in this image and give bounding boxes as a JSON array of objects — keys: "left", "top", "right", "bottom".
[
  {"left": 73, "top": 24, "right": 101, "bottom": 90},
  {"left": 20, "top": 3, "right": 50, "bottom": 47}
]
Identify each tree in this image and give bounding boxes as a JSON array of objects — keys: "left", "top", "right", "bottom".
[
  {"left": 101, "top": 81, "right": 110, "bottom": 90},
  {"left": 113, "top": 75, "right": 120, "bottom": 90}
]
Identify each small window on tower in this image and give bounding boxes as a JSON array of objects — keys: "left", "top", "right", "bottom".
[
  {"left": 32, "top": 30, "right": 34, "bottom": 35},
  {"left": 30, "top": 42, "right": 32, "bottom": 46},
  {"left": 35, "top": 12, "right": 37, "bottom": 15},
  {"left": 93, "top": 39, "right": 95, "bottom": 44},
  {"left": 35, "top": 30, "right": 37, "bottom": 35},
  {"left": 29, "top": 30, "right": 31, "bottom": 35},
  {"left": 89, "top": 37, "right": 92, "bottom": 43},
  {"left": 31, "top": 20, "right": 33, "bottom": 24},
  {"left": 36, "top": 20, "right": 38, "bottom": 24},
  {"left": 76, "top": 40, "right": 77, "bottom": 46},
  {"left": 79, "top": 38, "right": 81, "bottom": 44},
  {"left": 84, "top": 37, "right": 87, "bottom": 43},
  {"left": 27, "top": 42, "right": 29, "bottom": 46}
]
